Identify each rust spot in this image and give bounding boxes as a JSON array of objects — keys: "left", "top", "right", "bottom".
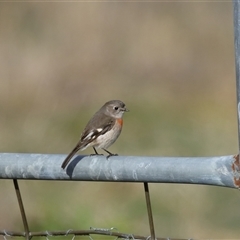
[
  {"left": 233, "top": 154, "right": 240, "bottom": 171},
  {"left": 232, "top": 154, "right": 240, "bottom": 188}
]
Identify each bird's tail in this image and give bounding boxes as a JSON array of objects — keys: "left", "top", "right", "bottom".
[{"left": 61, "top": 145, "right": 80, "bottom": 169}]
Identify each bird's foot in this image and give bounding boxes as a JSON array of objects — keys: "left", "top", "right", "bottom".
[{"left": 106, "top": 153, "right": 118, "bottom": 159}]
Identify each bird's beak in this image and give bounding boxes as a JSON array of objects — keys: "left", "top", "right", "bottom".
[{"left": 123, "top": 108, "right": 129, "bottom": 112}]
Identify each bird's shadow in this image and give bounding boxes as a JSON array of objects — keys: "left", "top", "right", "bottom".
[{"left": 65, "top": 155, "right": 86, "bottom": 178}]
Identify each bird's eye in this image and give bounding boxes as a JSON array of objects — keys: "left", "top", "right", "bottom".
[{"left": 114, "top": 106, "right": 119, "bottom": 110}]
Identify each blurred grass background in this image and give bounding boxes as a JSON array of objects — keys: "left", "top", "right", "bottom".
[{"left": 0, "top": 1, "right": 239, "bottom": 239}]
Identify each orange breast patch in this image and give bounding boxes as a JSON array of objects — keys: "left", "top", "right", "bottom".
[{"left": 117, "top": 118, "right": 123, "bottom": 126}]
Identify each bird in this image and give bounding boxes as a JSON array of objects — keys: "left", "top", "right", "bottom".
[{"left": 61, "top": 100, "right": 128, "bottom": 169}]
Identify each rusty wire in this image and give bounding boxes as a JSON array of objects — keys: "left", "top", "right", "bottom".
[{"left": 0, "top": 229, "right": 194, "bottom": 240}]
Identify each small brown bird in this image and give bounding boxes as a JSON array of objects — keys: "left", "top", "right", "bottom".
[{"left": 61, "top": 100, "right": 128, "bottom": 169}]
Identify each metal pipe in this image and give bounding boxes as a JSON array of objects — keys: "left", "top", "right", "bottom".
[
  {"left": 0, "top": 153, "right": 239, "bottom": 189},
  {"left": 234, "top": 0, "right": 240, "bottom": 151}
]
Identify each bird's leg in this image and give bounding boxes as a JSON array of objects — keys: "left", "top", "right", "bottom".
[
  {"left": 102, "top": 148, "right": 118, "bottom": 159},
  {"left": 90, "top": 147, "right": 103, "bottom": 156},
  {"left": 93, "top": 147, "right": 98, "bottom": 154}
]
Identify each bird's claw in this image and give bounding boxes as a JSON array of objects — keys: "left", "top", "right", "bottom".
[{"left": 106, "top": 153, "right": 118, "bottom": 159}]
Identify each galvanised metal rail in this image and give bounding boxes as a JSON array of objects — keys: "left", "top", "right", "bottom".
[{"left": 0, "top": 153, "right": 239, "bottom": 188}]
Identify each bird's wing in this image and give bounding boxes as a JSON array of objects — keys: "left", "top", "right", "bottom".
[{"left": 80, "top": 115, "right": 114, "bottom": 146}]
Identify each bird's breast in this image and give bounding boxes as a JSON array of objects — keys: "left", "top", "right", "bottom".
[{"left": 116, "top": 118, "right": 123, "bottom": 126}]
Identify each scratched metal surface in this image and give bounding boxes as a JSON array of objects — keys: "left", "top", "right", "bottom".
[{"left": 0, "top": 153, "right": 239, "bottom": 189}]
